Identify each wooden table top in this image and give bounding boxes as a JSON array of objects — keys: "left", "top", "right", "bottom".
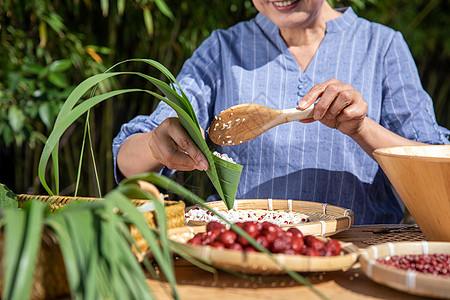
[{"left": 146, "top": 224, "right": 435, "bottom": 300}]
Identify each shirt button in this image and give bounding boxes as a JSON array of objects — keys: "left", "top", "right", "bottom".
[{"left": 298, "top": 83, "right": 306, "bottom": 89}]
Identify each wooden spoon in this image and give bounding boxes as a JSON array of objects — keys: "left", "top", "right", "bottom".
[{"left": 208, "top": 103, "right": 315, "bottom": 146}]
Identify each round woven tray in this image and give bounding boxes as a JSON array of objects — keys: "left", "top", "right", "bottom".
[
  {"left": 187, "top": 199, "right": 354, "bottom": 237},
  {"left": 359, "top": 241, "right": 450, "bottom": 299},
  {"left": 168, "top": 226, "right": 359, "bottom": 275}
]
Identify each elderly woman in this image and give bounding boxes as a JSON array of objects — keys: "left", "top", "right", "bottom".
[{"left": 113, "top": 0, "right": 449, "bottom": 224}]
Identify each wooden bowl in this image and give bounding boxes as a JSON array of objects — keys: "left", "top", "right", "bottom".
[
  {"left": 373, "top": 145, "right": 450, "bottom": 241},
  {"left": 168, "top": 226, "right": 359, "bottom": 274},
  {"left": 359, "top": 241, "right": 450, "bottom": 299},
  {"left": 186, "top": 199, "right": 354, "bottom": 237}
]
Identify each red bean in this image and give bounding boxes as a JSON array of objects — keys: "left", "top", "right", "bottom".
[{"left": 377, "top": 254, "right": 450, "bottom": 277}]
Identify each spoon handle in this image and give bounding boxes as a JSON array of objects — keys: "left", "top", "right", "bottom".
[{"left": 280, "top": 104, "right": 315, "bottom": 122}]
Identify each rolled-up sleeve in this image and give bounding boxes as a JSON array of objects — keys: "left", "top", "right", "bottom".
[
  {"left": 112, "top": 102, "right": 177, "bottom": 182},
  {"left": 380, "top": 32, "right": 450, "bottom": 144}
]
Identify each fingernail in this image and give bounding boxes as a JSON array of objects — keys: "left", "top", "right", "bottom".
[
  {"left": 313, "top": 111, "right": 321, "bottom": 120},
  {"left": 200, "top": 161, "right": 209, "bottom": 171}
]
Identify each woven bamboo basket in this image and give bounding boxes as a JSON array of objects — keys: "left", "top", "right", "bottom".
[
  {"left": 186, "top": 199, "right": 354, "bottom": 237},
  {"left": 168, "top": 226, "right": 359, "bottom": 274},
  {"left": 359, "top": 241, "right": 450, "bottom": 299},
  {"left": 17, "top": 193, "right": 186, "bottom": 229},
  {"left": 1, "top": 193, "right": 186, "bottom": 299}
]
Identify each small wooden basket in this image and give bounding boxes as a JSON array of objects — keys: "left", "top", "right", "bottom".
[
  {"left": 359, "top": 241, "right": 450, "bottom": 299},
  {"left": 187, "top": 198, "right": 354, "bottom": 237},
  {"left": 168, "top": 226, "right": 359, "bottom": 275}
]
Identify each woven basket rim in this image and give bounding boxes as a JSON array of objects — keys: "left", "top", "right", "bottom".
[
  {"left": 168, "top": 225, "right": 359, "bottom": 274},
  {"left": 186, "top": 198, "right": 354, "bottom": 237},
  {"left": 16, "top": 193, "right": 182, "bottom": 206},
  {"left": 359, "top": 241, "right": 450, "bottom": 298}
]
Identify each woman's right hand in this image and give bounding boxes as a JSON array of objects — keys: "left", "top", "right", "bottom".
[{"left": 148, "top": 117, "right": 209, "bottom": 171}]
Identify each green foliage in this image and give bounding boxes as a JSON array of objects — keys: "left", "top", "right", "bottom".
[
  {"left": 0, "top": 183, "right": 17, "bottom": 209},
  {"left": 0, "top": 180, "right": 178, "bottom": 300},
  {"left": 0, "top": 0, "right": 109, "bottom": 194}
]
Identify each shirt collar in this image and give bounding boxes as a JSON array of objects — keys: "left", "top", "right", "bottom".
[
  {"left": 326, "top": 7, "right": 357, "bottom": 33},
  {"left": 255, "top": 6, "right": 357, "bottom": 36}
]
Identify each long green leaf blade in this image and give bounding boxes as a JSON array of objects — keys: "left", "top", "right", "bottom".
[
  {"left": 106, "top": 187, "right": 179, "bottom": 299},
  {"left": 3, "top": 201, "right": 46, "bottom": 300},
  {"left": 40, "top": 62, "right": 243, "bottom": 208},
  {"left": 121, "top": 174, "right": 325, "bottom": 298}
]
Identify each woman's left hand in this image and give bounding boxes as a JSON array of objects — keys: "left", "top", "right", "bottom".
[{"left": 298, "top": 78, "right": 368, "bottom": 136}]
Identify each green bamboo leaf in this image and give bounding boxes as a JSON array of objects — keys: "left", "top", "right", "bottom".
[
  {"left": 141, "top": 256, "right": 159, "bottom": 279},
  {"left": 47, "top": 199, "right": 155, "bottom": 299},
  {"left": 168, "top": 239, "right": 255, "bottom": 280},
  {"left": 101, "top": 0, "right": 109, "bottom": 17},
  {"left": 154, "top": 0, "right": 174, "bottom": 20},
  {"left": 45, "top": 216, "right": 81, "bottom": 296},
  {"left": 38, "top": 20, "right": 47, "bottom": 47},
  {"left": 97, "top": 206, "right": 128, "bottom": 298},
  {"left": 44, "top": 72, "right": 130, "bottom": 195},
  {"left": 43, "top": 13, "right": 66, "bottom": 34},
  {"left": 122, "top": 174, "right": 325, "bottom": 298},
  {"left": 22, "top": 63, "right": 44, "bottom": 75},
  {"left": 39, "top": 88, "right": 142, "bottom": 194},
  {"left": 2, "top": 209, "right": 26, "bottom": 299},
  {"left": 95, "top": 261, "right": 112, "bottom": 298},
  {"left": 123, "top": 173, "right": 206, "bottom": 205},
  {"left": 49, "top": 59, "right": 72, "bottom": 73},
  {"left": 117, "top": 0, "right": 125, "bottom": 16},
  {"left": 134, "top": 79, "right": 241, "bottom": 209},
  {"left": 168, "top": 240, "right": 217, "bottom": 274},
  {"left": 143, "top": 7, "right": 154, "bottom": 37},
  {"left": 40, "top": 59, "right": 242, "bottom": 208},
  {"left": 208, "top": 155, "right": 241, "bottom": 208},
  {"left": 2, "top": 201, "right": 46, "bottom": 300},
  {"left": 38, "top": 102, "right": 52, "bottom": 128},
  {"left": 122, "top": 58, "right": 198, "bottom": 122},
  {"left": 0, "top": 183, "right": 18, "bottom": 209},
  {"left": 114, "top": 228, "right": 154, "bottom": 299},
  {"left": 8, "top": 105, "right": 25, "bottom": 133},
  {"left": 106, "top": 187, "right": 178, "bottom": 298},
  {"left": 48, "top": 72, "right": 69, "bottom": 88},
  {"left": 64, "top": 211, "right": 95, "bottom": 286}
]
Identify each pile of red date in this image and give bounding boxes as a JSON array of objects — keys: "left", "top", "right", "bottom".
[{"left": 187, "top": 220, "right": 342, "bottom": 256}]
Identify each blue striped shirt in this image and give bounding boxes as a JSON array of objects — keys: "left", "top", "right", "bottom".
[{"left": 113, "top": 8, "right": 449, "bottom": 225}]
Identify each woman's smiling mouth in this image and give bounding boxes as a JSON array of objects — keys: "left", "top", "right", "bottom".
[{"left": 273, "top": 0, "right": 300, "bottom": 8}]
